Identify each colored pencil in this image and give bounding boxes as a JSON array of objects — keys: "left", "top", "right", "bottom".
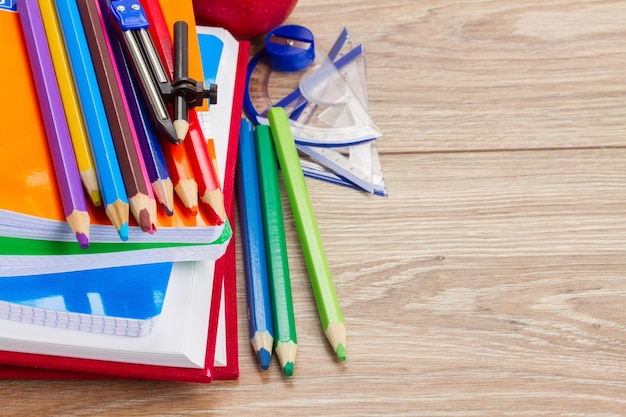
[
  {"left": 268, "top": 107, "right": 347, "bottom": 361},
  {"left": 124, "top": 64, "right": 175, "bottom": 217},
  {"left": 18, "top": 0, "right": 90, "bottom": 249},
  {"left": 38, "top": 0, "right": 101, "bottom": 208},
  {"left": 141, "top": 0, "right": 226, "bottom": 224},
  {"left": 254, "top": 124, "right": 297, "bottom": 376},
  {"left": 100, "top": 0, "right": 174, "bottom": 216},
  {"left": 185, "top": 114, "right": 227, "bottom": 224},
  {"left": 159, "top": 137, "right": 198, "bottom": 214},
  {"left": 97, "top": 0, "right": 158, "bottom": 230},
  {"left": 236, "top": 119, "right": 274, "bottom": 371},
  {"left": 76, "top": 0, "right": 156, "bottom": 233},
  {"left": 54, "top": 0, "right": 129, "bottom": 240}
]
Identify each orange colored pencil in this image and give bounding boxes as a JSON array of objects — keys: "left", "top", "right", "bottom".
[{"left": 159, "top": 137, "right": 198, "bottom": 214}]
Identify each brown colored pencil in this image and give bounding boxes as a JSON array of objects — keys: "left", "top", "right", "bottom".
[{"left": 76, "top": 0, "right": 155, "bottom": 232}]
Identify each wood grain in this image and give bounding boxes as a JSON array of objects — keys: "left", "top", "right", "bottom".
[{"left": 2, "top": 1, "right": 626, "bottom": 415}]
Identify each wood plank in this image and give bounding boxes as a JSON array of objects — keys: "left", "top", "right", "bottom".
[
  {"left": 288, "top": 1, "right": 626, "bottom": 153},
  {"left": 3, "top": 1, "right": 626, "bottom": 415},
  {"left": 4, "top": 149, "right": 626, "bottom": 415}
]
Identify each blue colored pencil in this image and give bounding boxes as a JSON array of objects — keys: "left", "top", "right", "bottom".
[
  {"left": 98, "top": 0, "right": 174, "bottom": 216},
  {"left": 18, "top": 0, "right": 90, "bottom": 249},
  {"left": 54, "top": 0, "right": 129, "bottom": 240},
  {"left": 236, "top": 118, "right": 274, "bottom": 371},
  {"left": 255, "top": 124, "right": 298, "bottom": 376}
]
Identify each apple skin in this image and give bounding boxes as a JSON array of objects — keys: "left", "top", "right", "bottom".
[{"left": 192, "top": 0, "right": 298, "bottom": 39}]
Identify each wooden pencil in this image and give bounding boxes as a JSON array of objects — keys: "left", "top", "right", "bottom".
[
  {"left": 97, "top": 0, "right": 158, "bottom": 230},
  {"left": 38, "top": 0, "right": 101, "bottom": 208},
  {"left": 185, "top": 114, "right": 227, "bottom": 224},
  {"left": 18, "top": 0, "right": 90, "bottom": 249},
  {"left": 77, "top": 0, "right": 155, "bottom": 233},
  {"left": 141, "top": 0, "right": 226, "bottom": 224},
  {"left": 103, "top": 2, "right": 175, "bottom": 217},
  {"left": 255, "top": 124, "right": 297, "bottom": 376},
  {"left": 237, "top": 119, "right": 274, "bottom": 371},
  {"left": 159, "top": 137, "right": 198, "bottom": 215},
  {"left": 268, "top": 107, "right": 347, "bottom": 361},
  {"left": 128, "top": 80, "right": 175, "bottom": 217},
  {"left": 54, "top": 0, "right": 129, "bottom": 240}
]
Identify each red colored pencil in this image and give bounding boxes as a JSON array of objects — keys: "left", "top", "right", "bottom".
[{"left": 142, "top": 0, "right": 226, "bottom": 224}]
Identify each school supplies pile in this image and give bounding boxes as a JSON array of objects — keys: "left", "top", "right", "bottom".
[{"left": 0, "top": 0, "right": 249, "bottom": 383}]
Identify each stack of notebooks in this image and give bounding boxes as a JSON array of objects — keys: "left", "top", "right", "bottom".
[{"left": 0, "top": 0, "right": 250, "bottom": 383}]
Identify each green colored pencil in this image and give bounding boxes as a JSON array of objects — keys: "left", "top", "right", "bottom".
[
  {"left": 254, "top": 124, "right": 298, "bottom": 376},
  {"left": 267, "top": 107, "right": 346, "bottom": 361}
]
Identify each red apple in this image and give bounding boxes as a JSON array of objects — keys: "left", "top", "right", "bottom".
[{"left": 192, "top": 0, "right": 298, "bottom": 39}]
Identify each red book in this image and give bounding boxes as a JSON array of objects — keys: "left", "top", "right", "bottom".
[{"left": 0, "top": 10, "right": 249, "bottom": 382}]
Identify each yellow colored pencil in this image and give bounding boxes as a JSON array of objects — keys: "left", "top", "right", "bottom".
[{"left": 38, "top": 0, "right": 101, "bottom": 207}]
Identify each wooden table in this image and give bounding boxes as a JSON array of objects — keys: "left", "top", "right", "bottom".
[{"left": 3, "top": 1, "right": 626, "bottom": 415}]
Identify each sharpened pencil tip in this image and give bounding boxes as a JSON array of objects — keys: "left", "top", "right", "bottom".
[
  {"left": 139, "top": 209, "right": 151, "bottom": 233},
  {"left": 90, "top": 191, "right": 102, "bottom": 207},
  {"left": 76, "top": 232, "right": 89, "bottom": 249},
  {"left": 161, "top": 203, "right": 174, "bottom": 217},
  {"left": 335, "top": 344, "right": 347, "bottom": 362},
  {"left": 257, "top": 348, "right": 272, "bottom": 370},
  {"left": 283, "top": 362, "right": 294, "bottom": 377},
  {"left": 118, "top": 223, "right": 129, "bottom": 241}
]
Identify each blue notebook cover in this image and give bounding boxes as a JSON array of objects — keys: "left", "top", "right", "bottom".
[{"left": 0, "top": 262, "right": 172, "bottom": 337}]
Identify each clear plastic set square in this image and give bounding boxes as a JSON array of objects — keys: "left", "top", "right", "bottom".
[{"left": 244, "top": 25, "right": 387, "bottom": 196}]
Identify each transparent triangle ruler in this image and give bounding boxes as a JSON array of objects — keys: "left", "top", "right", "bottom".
[{"left": 244, "top": 27, "right": 387, "bottom": 195}]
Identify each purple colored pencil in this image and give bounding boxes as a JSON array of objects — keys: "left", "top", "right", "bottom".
[{"left": 17, "top": 0, "right": 90, "bottom": 248}]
